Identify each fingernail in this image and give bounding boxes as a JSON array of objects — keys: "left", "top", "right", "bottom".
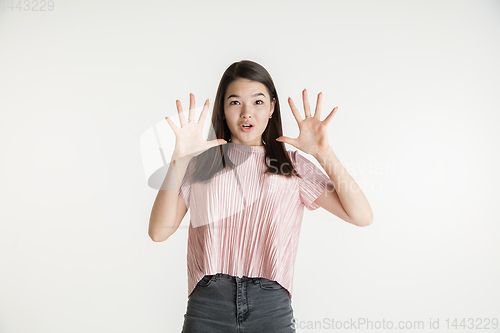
[
  {"left": 176, "top": 99, "right": 179, "bottom": 102},
  {"left": 165, "top": 116, "right": 168, "bottom": 119}
]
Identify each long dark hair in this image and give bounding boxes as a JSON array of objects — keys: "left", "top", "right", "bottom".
[{"left": 190, "top": 60, "right": 301, "bottom": 184}]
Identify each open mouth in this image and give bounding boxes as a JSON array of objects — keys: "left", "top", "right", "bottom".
[{"left": 240, "top": 124, "right": 254, "bottom": 132}]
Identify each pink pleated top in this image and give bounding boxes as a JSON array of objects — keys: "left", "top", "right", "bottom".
[{"left": 178, "top": 143, "right": 333, "bottom": 299}]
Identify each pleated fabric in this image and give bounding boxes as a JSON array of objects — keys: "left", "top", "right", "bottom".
[{"left": 178, "top": 143, "right": 333, "bottom": 299}]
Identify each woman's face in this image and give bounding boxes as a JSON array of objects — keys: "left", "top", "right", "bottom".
[{"left": 224, "top": 78, "right": 276, "bottom": 146}]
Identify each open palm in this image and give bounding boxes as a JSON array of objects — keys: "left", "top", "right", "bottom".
[
  {"left": 277, "top": 89, "right": 338, "bottom": 158},
  {"left": 165, "top": 94, "right": 226, "bottom": 160}
]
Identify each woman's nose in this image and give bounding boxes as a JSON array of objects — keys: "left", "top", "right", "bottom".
[{"left": 240, "top": 106, "right": 252, "bottom": 119}]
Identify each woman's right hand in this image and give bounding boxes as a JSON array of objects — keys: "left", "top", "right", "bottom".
[{"left": 165, "top": 93, "right": 227, "bottom": 160}]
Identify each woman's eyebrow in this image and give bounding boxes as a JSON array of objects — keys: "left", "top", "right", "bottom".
[{"left": 227, "top": 92, "right": 266, "bottom": 100}]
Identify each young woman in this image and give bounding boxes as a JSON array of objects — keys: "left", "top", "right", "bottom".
[{"left": 149, "top": 60, "right": 373, "bottom": 332}]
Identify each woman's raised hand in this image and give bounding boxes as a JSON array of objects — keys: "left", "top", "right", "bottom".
[
  {"left": 165, "top": 93, "right": 227, "bottom": 160},
  {"left": 276, "top": 89, "right": 338, "bottom": 158}
]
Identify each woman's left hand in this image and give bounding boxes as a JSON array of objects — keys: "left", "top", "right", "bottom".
[{"left": 276, "top": 89, "right": 338, "bottom": 158}]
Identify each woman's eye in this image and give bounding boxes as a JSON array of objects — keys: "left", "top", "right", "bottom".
[{"left": 229, "top": 100, "right": 263, "bottom": 105}]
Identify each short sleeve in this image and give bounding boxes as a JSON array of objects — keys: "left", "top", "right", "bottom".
[
  {"left": 178, "top": 157, "right": 196, "bottom": 209},
  {"left": 292, "top": 150, "right": 333, "bottom": 211}
]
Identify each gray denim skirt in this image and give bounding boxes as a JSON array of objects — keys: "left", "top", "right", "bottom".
[{"left": 181, "top": 273, "right": 296, "bottom": 333}]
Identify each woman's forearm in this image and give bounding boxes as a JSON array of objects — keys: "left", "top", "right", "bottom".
[
  {"left": 148, "top": 154, "right": 192, "bottom": 241},
  {"left": 314, "top": 146, "right": 373, "bottom": 225}
]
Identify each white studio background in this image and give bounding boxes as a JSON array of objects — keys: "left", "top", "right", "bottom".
[{"left": 1, "top": 0, "right": 499, "bottom": 332}]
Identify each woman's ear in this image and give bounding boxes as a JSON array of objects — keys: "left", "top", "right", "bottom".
[{"left": 270, "top": 97, "right": 276, "bottom": 115}]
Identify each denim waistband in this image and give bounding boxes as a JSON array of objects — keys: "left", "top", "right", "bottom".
[{"left": 211, "top": 273, "right": 265, "bottom": 284}]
